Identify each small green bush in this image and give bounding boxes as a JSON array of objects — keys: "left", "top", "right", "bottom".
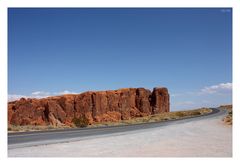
[{"left": 72, "top": 116, "right": 89, "bottom": 128}]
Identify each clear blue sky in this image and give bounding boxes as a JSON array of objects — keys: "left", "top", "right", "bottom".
[{"left": 8, "top": 8, "right": 232, "bottom": 110}]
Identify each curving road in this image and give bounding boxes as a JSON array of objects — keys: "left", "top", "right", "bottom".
[{"left": 8, "top": 108, "right": 226, "bottom": 149}]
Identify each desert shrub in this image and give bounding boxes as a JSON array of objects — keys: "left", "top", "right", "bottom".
[
  {"left": 175, "top": 112, "right": 185, "bottom": 117},
  {"left": 190, "top": 111, "right": 201, "bottom": 116},
  {"left": 72, "top": 116, "right": 89, "bottom": 128}
]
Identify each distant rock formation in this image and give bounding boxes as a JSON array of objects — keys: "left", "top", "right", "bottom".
[{"left": 8, "top": 87, "right": 170, "bottom": 126}]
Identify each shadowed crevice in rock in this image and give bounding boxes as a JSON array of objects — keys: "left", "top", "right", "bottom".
[{"left": 8, "top": 87, "right": 170, "bottom": 126}]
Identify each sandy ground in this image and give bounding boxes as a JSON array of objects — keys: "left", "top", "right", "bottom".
[{"left": 8, "top": 114, "right": 232, "bottom": 157}]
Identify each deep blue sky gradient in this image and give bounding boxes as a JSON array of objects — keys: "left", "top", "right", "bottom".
[{"left": 8, "top": 8, "right": 232, "bottom": 110}]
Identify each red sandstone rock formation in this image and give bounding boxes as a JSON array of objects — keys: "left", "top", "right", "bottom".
[{"left": 8, "top": 87, "right": 170, "bottom": 126}]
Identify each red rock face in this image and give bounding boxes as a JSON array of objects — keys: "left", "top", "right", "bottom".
[
  {"left": 151, "top": 87, "right": 170, "bottom": 114},
  {"left": 8, "top": 87, "right": 170, "bottom": 126}
]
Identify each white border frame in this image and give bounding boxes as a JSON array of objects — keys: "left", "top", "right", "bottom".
[{"left": 0, "top": 0, "right": 239, "bottom": 164}]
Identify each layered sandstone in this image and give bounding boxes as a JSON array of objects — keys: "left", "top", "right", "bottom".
[{"left": 8, "top": 87, "right": 169, "bottom": 126}]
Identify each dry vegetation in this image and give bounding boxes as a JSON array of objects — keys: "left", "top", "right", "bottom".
[
  {"left": 8, "top": 108, "right": 212, "bottom": 132},
  {"left": 8, "top": 125, "right": 71, "bottom": 133},
  {"left": 218, "top": 105, "right": 232, "bottom": 125},
  {"left": 218, "top": 105, "right": 232, "bottom": 112},
  {"left": 89, "top": 108, "right": 212, "bottom": 127}
]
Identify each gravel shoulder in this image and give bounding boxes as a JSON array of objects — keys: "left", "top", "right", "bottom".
[{"left": 8, "top": 111, "right": 232, "bottom": 157}]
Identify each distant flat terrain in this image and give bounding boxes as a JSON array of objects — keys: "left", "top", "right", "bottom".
[{"left": 8, "top": 108, "right": 231, "bottom": 157}]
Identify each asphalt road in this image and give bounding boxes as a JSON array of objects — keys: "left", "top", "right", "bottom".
[{"left": 8, "top": 108, "right": 226, "bottom": 149}]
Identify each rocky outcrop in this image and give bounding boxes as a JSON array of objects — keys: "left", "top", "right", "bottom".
[{"left": 8, "top": 87, "right": 170, "bottom": 126}]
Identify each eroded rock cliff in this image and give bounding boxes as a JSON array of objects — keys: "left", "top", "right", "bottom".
[{"left": 8, "top": 87, "right": 170, "bottom": 126}]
